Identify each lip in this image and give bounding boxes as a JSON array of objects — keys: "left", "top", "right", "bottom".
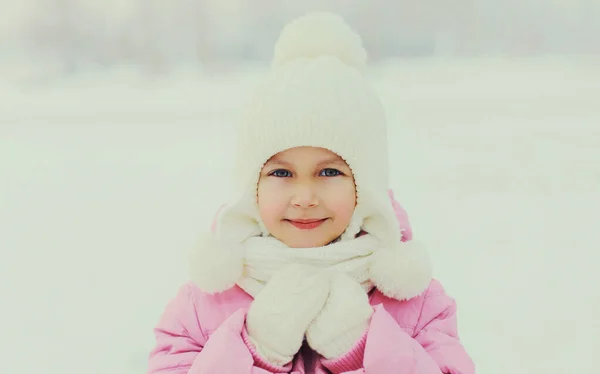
[{"left": 286, "top": 218, "right": 327, "bottom": 230}]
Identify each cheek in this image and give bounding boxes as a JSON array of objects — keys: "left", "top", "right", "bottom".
[
  {"left": 323, "top": 180, "right": 356, "bottom": 220},
  {"left": 257, "top": 179, "right": 287, "bottom": 223}
]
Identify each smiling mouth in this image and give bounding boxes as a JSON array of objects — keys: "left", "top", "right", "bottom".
[{"left": 285, "top": 218, "right": 327, "bottom": 230}]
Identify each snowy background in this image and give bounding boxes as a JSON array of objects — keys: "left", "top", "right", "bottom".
[{"left": 1, "top": 2, "right": 600, "bottom": 374}]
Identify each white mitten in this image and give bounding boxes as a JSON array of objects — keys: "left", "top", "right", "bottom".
[
  {"left": 246, "top": 264, "right": 330, "bottom": 366},
  {"left": 306, "top": 271, "right": 374, "bottom": 359}
]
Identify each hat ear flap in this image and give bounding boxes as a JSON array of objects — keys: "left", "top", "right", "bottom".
[
  {"left": 215, "top": 188, "right": 263, "bottom": 244},
  {"left": 343, "top": 188, "right": 432, "bottom": 301},
  {"left": 190, "top": 190, "right": 263, "bottom": 294},
  {"left": 345, "top": 187, "right": 402, "bottom": 246}
]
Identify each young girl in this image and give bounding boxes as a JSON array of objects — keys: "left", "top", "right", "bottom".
[{"left": 147, "top": 12, "right": 475, "bottom": 374}]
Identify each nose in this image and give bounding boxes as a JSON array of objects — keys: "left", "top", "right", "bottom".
[{"left": 290, "top": 184, "right": 319, "bottom": 208}]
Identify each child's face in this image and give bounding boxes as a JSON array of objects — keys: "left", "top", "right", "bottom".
[{"left": 257, "top": 146, "right": 356, "bottom": 248}]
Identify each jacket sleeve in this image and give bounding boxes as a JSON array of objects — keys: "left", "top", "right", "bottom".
[
  {"left": 388, "top": 189, "right": 413, "bottom": 242},
  {"left": 147, "top": 284, "right": 296, "bottom": 374},
  {"left": 320, "top": 284, "right": 475, "bottom": 374}
]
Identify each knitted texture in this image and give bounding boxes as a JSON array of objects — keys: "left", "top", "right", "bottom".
[
  {"left": 306, "top": 271, "right": 374, "bottom": 359},
  {"left": 246, "top": 264, "right": 330, "bottom": 366}
]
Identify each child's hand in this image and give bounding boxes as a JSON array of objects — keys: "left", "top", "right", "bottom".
[
  {"left": 246, "top": 263, "right": 330, "bottom": 367},
  {"left": 306, "top": 271, "right": 374, "bottom": 359}
]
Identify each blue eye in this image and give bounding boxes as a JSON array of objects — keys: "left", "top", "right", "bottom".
[
  {"left": 320, "top": 168, "right": 343, "bottom": 177},
  {"left": 270, "top": 169, "right": 292, "bottom": 178}
]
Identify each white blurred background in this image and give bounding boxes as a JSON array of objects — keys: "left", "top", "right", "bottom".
[
  {"left": 1, "top": 2, "right": 599, "bottom": 374},
  {"left": 1, "top": 1, "right": 600, "bottom": 76}
]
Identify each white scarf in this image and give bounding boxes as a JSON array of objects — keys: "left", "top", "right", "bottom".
[{"left": 236, "top": 234, "right": 383, "bottom": 297}]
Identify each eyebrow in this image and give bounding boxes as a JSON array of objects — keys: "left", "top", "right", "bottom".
[
  {"left": 266, "top": 157, "right": 349, "bottom": 168},
  {"left": 316, "top": 158, "right": 349, "bottom": 168}
]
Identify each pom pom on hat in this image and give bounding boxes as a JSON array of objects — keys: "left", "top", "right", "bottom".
[{"left": 272, "top": 12, "right": 367, "bottom": 71}]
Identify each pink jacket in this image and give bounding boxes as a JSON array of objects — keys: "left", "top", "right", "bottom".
[{"left": 147, "top": 191, "right": 475, "bottom": 374}]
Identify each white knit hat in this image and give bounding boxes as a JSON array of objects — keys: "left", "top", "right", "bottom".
[
  {"left": 219, "top": 12, "right": 398, "bottom": 245},
  {"left": 192, "top": 12, "right": 432, "bottom": 301}
]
